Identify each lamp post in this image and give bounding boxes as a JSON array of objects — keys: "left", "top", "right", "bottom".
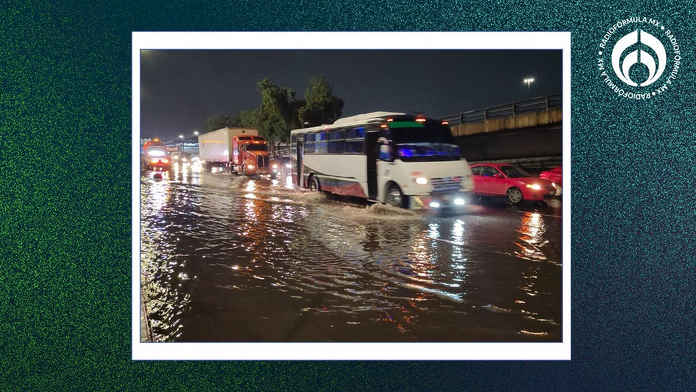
[{"left": 523, "top": 77, "right": 535, "bottom": 91}]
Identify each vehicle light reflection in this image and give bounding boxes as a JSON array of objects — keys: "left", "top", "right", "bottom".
[
  {"left": 515, "top": 212, "right": 548, "bottom": 261},
  {"left": 450, "top": 219, "right": 467, "bottom": 277},
  {"left": 284, "top": 175, "right": 294, "bottom": 190},
  {"left": 140, "top": 179, "right": 191, "bottom": 342},
  {"left": 244, "top": 199, "right": 258, "bottom": 224}
]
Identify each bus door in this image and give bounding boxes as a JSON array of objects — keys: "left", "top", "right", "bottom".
[
  {"left": 365, "top": 131, "right": 380, "bottom": 200},
  {"left": 296, "top": 139, "right": 304, "bottom": 187}
]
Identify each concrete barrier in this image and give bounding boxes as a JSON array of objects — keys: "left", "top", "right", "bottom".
[{"left": 450, "top": 108, "right": 562, "bottom": 137}]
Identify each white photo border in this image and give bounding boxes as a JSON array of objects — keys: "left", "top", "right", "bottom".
[{"left": 132, "top": 31, "right": 572, "bottom": 361}]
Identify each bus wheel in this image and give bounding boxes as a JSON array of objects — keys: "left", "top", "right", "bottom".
[
  {"left": 309, "top": 175, "right": 320, "bottom": 192},
  {"left": 385, "top": 184, "right": 406, "bottom": 208},
  {"left": 506, "top": 187, "right": 523, "bottom": 204}
]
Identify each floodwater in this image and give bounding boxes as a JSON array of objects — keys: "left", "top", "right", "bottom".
[{"left": 140, "top": 168, "right": 563, "bottom": 343}]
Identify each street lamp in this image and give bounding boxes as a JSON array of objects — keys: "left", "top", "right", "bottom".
[
  {"left": 193, "top": 131, "right": 199, "bottom": 136},
  {"left": 523, "top": 77, "right": 535, "bottom": 91}
]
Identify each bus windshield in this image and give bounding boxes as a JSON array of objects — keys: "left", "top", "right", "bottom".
[
  {"left": 389, "top": 122, "right": 456, "bottom": 144},
  {"left": 396, "top": 143, "right": 461, "bottom": 160},
  {"left": 390, "top": 122, "right": 460, "bottom": 161}
]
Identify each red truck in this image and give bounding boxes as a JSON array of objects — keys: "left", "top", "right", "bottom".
[{"left": 198, "top": 127, "right": 273, "bottom": 177}]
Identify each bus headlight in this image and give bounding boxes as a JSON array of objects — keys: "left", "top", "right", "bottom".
[
  {"left": 454, "top": 198, "right": 466, "bottom": 206},
  {"left": 415, "top": 177, "right": 428, "bottom": 185},
  {"left": 247, "top": 165, "right": 255, "bottom": 170}
]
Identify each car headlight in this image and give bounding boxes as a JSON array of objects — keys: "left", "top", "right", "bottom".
[
  {"left": 272, "top": 164, "right": 278, "bottom": 169},
  {"left": 526, "top": 184, "right": 542, "bottom": 190}
]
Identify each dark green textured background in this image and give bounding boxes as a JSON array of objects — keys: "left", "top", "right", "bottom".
[{"left": 1, "top": 0, "right": 694, "bottom": 390}]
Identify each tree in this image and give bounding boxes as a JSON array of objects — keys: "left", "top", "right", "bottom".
[
  {"left": 236, "top": 76, "right": 344, "bottom": 151},
  {"left": 297, "top": 76, "right": 344, "bottom": 127},
  {"left": 206, "top": 115, "right": 241, "bottom": 133},
  {"left": 241, "top": 78, "right": 300, "bottom": 146}
]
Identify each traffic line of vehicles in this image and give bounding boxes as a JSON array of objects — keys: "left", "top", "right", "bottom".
[
  {"left": 142, "top": 112, "right": 562, "bottom": 209},
  {"left": 288, "top": 112, "right": 562, "bottom": 210}
]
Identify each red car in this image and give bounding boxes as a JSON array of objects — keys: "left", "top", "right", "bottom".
[
  {"left": 470, "top": 163, "right": 556, "bottom": 204},
  {"left": 540, "top": 166, "right": 563, "bottom": 196}
]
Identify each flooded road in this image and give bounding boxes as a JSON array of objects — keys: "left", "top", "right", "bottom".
[{"left": 140, "top": 169, "right": 563, "bottom": 343}]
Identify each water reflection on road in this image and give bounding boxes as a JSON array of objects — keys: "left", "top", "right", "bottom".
[{"left": 140, "top": 169, "right": 563, "bottom": 342}]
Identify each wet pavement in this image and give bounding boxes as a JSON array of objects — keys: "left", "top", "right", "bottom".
[{"left": 140, "top": 168, "right": 563, "bottom": 342}]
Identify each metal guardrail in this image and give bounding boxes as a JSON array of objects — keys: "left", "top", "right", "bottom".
[{"left": 440, "top": 94, "right": 562, "bottom": 126}]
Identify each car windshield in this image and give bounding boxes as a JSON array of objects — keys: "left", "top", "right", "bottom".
[{"left": 499, "top": 165, "right": 531, "bottom": 178}]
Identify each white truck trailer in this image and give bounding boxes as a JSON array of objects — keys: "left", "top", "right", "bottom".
[{"left": 198, "top": 127, "right": 272, "bottom": 175}]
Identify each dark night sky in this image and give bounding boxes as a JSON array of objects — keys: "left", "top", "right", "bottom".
[{"left": 140, "top": 50, "right": 562, "bottom": 140}]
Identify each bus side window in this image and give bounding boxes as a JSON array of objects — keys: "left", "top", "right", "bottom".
[
  {"left": 291, "top": 135, "right": 297, "bottom": 154},
  {"left": 378, "top": 138, "right": 393, "bottom": 161},
  {"left": 328, "top": 130, "right": 345, "bottom": 154},
  {"left": 346, "top": 127, "right": 365, "bottom": 153},
  {"left": 315, "top": 132, "right": 328, "bottom": 154},
  {"left": 304, "top": 133, "right": 315, "bottom": 154}
]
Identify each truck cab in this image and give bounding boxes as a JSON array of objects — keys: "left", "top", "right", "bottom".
[{"left": 232, "top": 135, "right": 273, "bottom": 177}]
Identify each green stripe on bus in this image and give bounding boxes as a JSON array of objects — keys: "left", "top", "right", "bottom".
[{"left": 388, "top": 121, "right": 425, "bottom": 128}]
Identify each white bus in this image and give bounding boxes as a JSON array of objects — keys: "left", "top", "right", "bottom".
[{"left": 290, "top": 111, "right": 474, "bottom": 209}]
